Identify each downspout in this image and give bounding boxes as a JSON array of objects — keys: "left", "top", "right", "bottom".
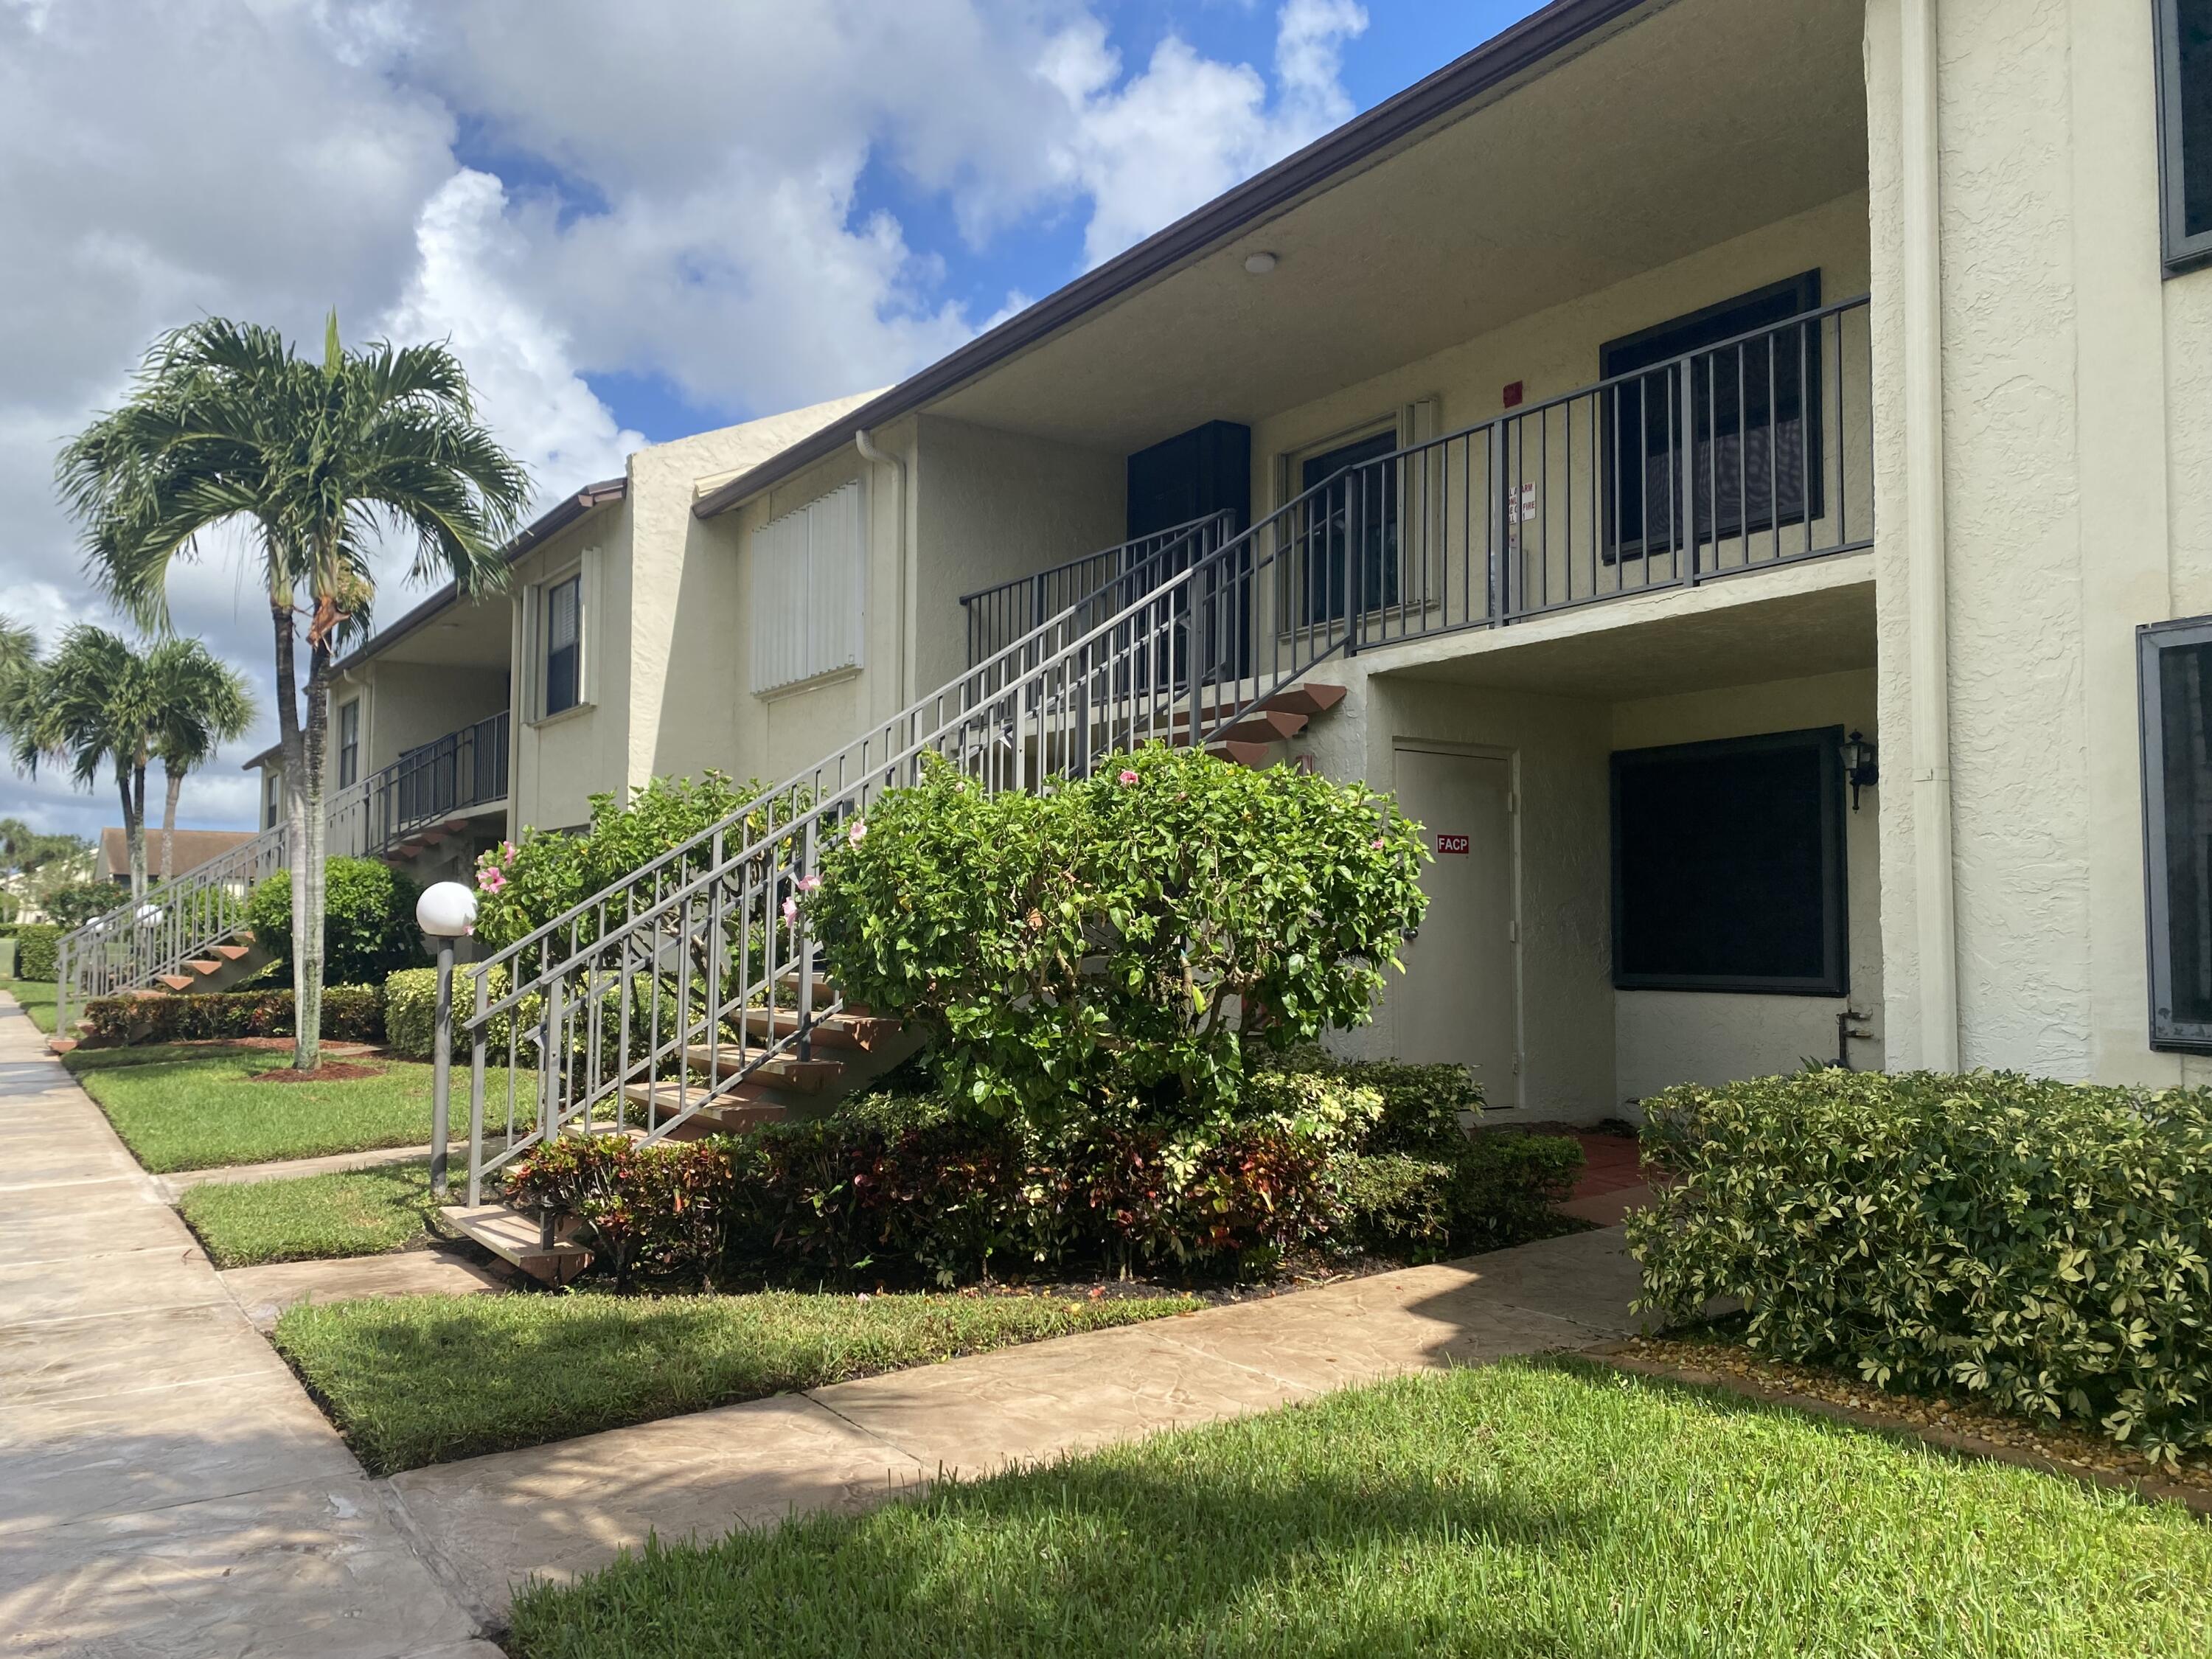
[
  {"left": 853, "top": 427, "right": 911, "bottom": 705},
  {"left": 1901, "top": 0, "right": 1961, "bottom": 1071}
]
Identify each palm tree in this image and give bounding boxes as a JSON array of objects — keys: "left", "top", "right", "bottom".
[
  {"left": 58, "top": 316, "right": 530, "bottom": 1069},
  {"left": 145, "top": 639, "right": 254, "bottom": 882},
  {"left": 9, "top": 625, "right": 161, "bottom": 900}
]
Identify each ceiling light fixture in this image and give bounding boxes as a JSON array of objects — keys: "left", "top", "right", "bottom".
[{"left": 1243, "top": 251, "right": 1279, "bottom": 274}]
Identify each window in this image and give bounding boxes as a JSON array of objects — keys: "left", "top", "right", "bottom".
[
  {"left": 263, "top": 771, "right": 281, "bottom": 830},
  {"left": 336, "top": 699, "right": 360, "bottom": 788},
  {"left": 1599, "top": 272, "right": 1823, "bottom": 560},
  {"left": 2159, "top": 1, "right": 2212, "bottom": 269},
  {"left": 1295, "top": 429, "right": 1399, "bottom": 625},
  {"left": 2139, "top": 617, "right": 2212, "bottom": 1047},
  {"left": 542, "top": 573, "right": 582, "bottom": 717},
  {"left": 751, "top": 481, "right": 865, "bottom": 695},
  {"left": 1612, "top": 726, "right": 1848, "bottom": 995}
]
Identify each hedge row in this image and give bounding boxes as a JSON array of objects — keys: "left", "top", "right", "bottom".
[
  {"left": 7, "top": 924, "right": 61, "bottom": 981},
  {"left": 1627, "top": 1068, "right": 2212, "bottom": 1464},
  {"left": 81, "top": 986, "right": 385, "bottom": 1046},
  {"left": 507, "top": 1064, "right": 1582, "bottom": 1289}
]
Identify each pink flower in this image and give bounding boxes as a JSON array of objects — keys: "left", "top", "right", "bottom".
[
  {"left": 1118, "top": 769, "right": 1139, "bottom": 785},
  {"left": 478, "top": 866, "right": 507, "bottom": 894},
  {"left": 848, "top": 820, "right": 868, "bottom": 847},
  {"left": 1371, "top": 838, "right": 1386, "bottom": 851},
  {"left": 782, "top": 896, "right": 799, "bottom": 924},
  {"left": 798, "top": 875, "right": 821, "bottom": 893}
]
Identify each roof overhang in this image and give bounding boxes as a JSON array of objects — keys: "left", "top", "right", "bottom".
[
  {"left": 327, "top": 477, "right": 626, "bottom": 677},
  {"left": 693, "top": 0, "right": 1660, "bottom": 520}
]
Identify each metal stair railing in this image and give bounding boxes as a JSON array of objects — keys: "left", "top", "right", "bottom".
[
  {"left": 444, "top": 479, "right": 1371, "bottom": 1203},
  {"left": 56, "top": 776, "right": 377, "bottom": 1033},
  {"left": 958, "top": 512, "right": 1237, "bottom": 667},
  {"left": 442, "top": 296, "right": 1878, "bottom": 1199}
]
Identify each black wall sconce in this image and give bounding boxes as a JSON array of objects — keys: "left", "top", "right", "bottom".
[{"left": 1842, "top": 729, "right": 1878, "bottom": 811}]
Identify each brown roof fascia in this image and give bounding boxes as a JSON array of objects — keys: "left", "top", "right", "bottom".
[{"left": 691, "top": 0, "right": 1652, "bottom": 521}]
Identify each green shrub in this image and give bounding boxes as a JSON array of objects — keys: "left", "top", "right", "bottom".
[
  {"left": 83, "top": 985, "right": 384, "bottom": 1046},
  {"left": 383, "top": 963, "right": 540, "bottom": 1061},
  {"left": 1451, "top": 1133, "right": 1585, "bottom": 1247},
  {"left": 507, "top": 1070, "right": 1385, "bottom": 1289},
  {"left": 470, "top": 773, "right": 782, "bottom": 953},
  {"left": 1627, "top": 1068, "right": 2212, "bottom": 1464},
  {"left": 12, "top": 923, "right": 61, "bottom": 981},
  {"left": 807, "top": 747, "right": 1427, "bottom": 1131},
  {"left": 248, "top": 860, "right": 423, "bottom": 984},
  {"left": 42, "top": 882, "right": 122, "bottom": 931}
]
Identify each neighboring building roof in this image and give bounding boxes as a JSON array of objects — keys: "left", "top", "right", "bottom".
[
  {"left": 325, "top": 477, "right": 629, "bottom": 678},
  {"left": 692, "top": 0, "right": 1649, "bottom": 521},
  {"left": 99, "top": 827, "right": 260, "bottom": 881}
]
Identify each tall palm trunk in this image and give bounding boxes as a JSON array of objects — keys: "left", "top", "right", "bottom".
[
  {"left": 160, "top": 764, "right": 181, "bottom": 883},
  {"left": 273, "top": 599, "right": 321, "bottom": 1072},
  {"left": 296, "top": 641, "right": 334, "bottom": 1073},
  {"left": 115, "top": 756, "right": 147, "bottom": 902}
]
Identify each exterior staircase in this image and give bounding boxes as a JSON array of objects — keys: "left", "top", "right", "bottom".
[{"left": 436, "top": 503, "right": 1364, "bottom": 1279}]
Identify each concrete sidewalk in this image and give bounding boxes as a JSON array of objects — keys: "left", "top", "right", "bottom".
[
  {"left": 389, "top": 1226, "right": 1643, "bottom": 1628},
  {"left": 0, "top": 992, "right": 498, "bottom": 1659}
]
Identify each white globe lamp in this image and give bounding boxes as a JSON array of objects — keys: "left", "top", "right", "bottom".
[{"left": 416, "top": 880, "right": 478, "bottom": 1197}]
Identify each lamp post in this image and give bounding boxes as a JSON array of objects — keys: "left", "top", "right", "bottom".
[{"left": 416, "top": 881, "right": 478, "bottom": 1200}]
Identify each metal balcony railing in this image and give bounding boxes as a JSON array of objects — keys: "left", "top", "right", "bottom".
[
  {"left": 357, "top": 709, "right": 510, "bottom": 857},
  {"left": 958, "top": 513, "right": 1239, "bottom": 669}
]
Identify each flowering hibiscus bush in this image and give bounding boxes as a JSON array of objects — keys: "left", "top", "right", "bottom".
[
  {"left": 470, "top": 773, "right": 780, "bottom": 952},
  {"left": 804, "top": 745, "right": 1429, "bottom": 1130}
]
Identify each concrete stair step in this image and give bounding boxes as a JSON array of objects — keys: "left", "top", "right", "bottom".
[
  {"left": 655, "top": 1099, "right": 791, "bottom": 1139},
  {"left": 211, "top": 944, "right": 252, "bottom": 962},
  {"left": 676, "top": 1044, "right": 845, "bottom": 1092},
  {"left": 438, "top": 1203, "right": 591, "bottom": 1284},
  {"left": 731, "top": 1006, "right": 901, "bottom": 1051},
  {"left": 185, "top": 959, "right": 223, "bottom": 977},
  {"left": 1259, "top": 681, "right": 1348, "bottom": 717},
  {"left": 1214, "top": 707, "right": 1310, "bottom": 745},
  {"left": 154, "top": 973, "right": 195, "bottom": 992},
  {"left": 1206, "top": 740, "right": 1274, "bottom": 768}
]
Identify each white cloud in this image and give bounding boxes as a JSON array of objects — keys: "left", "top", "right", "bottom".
[{"left": 0, "top": 0, "right": 1366, "bottom": 835}]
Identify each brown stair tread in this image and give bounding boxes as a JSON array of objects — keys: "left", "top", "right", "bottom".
[
  {"left": 1206, "top": 740, "right": 1274, "bottom": 768},
  {"left": 675, "top": 1045, "right": 845, "bottom": 1091},
  {"left": 1214, "top": 708, "right": 1310, "bottom": 745},
  {"left": 154, "top": 973, "right": 195, "bottom": 992},
  {"left": 211, "top": 944, "right": 252, "bottom": 961},
  {"left": 1259, "top": 682, "right": 1347, "bottom": 716},
  {"left": 731, "top": 1006, "right": 900, "bottom": 1050},
  {"left": 439, "top": 1203, "right": 590, "bottom": 1281},
  {"left": 186, "top": 959, "right": 223, "bottom": 975}
]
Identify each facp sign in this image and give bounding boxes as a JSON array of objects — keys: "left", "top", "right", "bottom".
[{"left": 1436, "top": 832, "right": 1470, "bottom": 856}]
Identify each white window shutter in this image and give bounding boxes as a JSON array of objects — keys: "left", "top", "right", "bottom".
[{"left": 751, "top": 481, "right": 865, "bottom": 695}]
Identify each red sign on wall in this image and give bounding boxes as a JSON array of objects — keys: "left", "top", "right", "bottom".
[{"left": 1436, "top": 833, "right": 1470, "bottom": 856}]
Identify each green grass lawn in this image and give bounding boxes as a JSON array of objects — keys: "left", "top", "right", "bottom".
[
  {"left": 506, "top": 1358, "right": 2212, "bottom": 1659},
  {"left": 63, "top": 1044, "right": 520, "bottom": 1173},
  {"left": 274, "top": 1290, "right": 1202, "bottom": 1475},
  {"left": 1, "top": 978, "right": 58, "bottom": 1033},
  {"left": 179, "top": 1159, "right": 442, "bottom": 1267}
]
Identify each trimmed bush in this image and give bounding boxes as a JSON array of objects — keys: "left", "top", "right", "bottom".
[
  {"left": 11, "top": 923, "right": 60, "bottom": 981},
  {"left": 83, "top": 985, "right": 384, "bottom": 1046},
  {"left": 1628, "top": 1068, "right": 2212, "bottom": 1464},
  {"left": 248, "top": 859, "right": 423, "bottom": 984},
  {"left": 807, "top": 746, "right": 1428, "bottom": 1130},
  {"left": 383, "top": 963, "right": 540, "bottom": 1061},
  {"left": 508, "top": 1071, "right": 1385, "bottom": 1290}
]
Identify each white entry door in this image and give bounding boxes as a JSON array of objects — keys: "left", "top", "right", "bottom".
[{"left": 1389, "top": 744, "right": 1520, "bottom": 1108}]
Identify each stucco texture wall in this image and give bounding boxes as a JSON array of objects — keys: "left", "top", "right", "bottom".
[{"left": 1868, "top": 0, "right": 2185, "bottom": 1084}]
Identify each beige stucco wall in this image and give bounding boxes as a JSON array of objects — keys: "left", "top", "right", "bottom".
[
  {"left": 912, "top": 415, "right": 1126, "bottom": 692},
  {"left": 1610, "top": 667, "right": 1883, "bottom": 1101},
  {"left": 509, "top": 506, "right": 627, "bottom": 833},
  {"left": 1867, "top": 0, "right": 2192, "bottom": 1084},
  {"left": 1245, "top": 190, "right": 1872, "bottom": 524}
]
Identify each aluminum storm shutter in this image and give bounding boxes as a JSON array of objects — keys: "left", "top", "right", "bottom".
[{"left": 751, "top": 481, "right": 864, "bottom": 695}]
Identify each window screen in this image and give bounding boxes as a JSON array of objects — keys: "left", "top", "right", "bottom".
[
  {"left": 1296, "top": 430, "right": 1399, "bottom": 625},
  {"left": 2160, "top": 1, "right": 2212, "bottom": 268},
  {"left": 1612, "top": 726, "right": 1848, "bottom": 995},
  {"left": 751, "top": 481, "right": 865, "bottom": 695},
  {"left": 336, "top": 700, "right": 360, "bottom": 789},
  {"left": 2140, "top": 618, "right": 2212, "bottom": 1048},
  {"left": 1599, "top": 273, "right": 1823, "bottom": 560},
  {"left": 543, "top": 574, "right": 582, "bottom": 716}
]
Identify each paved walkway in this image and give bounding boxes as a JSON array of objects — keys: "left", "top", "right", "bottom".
[
  {"left": 389, "top": 1226, "right": 1643, "bottom": 1627},
  {"left": 0, "top": 994, "right": 499, "bottom": 1659},
  {"left": 4, "top": 985, "right": 1649, "bottom": 1646}
]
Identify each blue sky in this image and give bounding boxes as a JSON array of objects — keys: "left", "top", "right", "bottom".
[
  {"left": 1, "top": 0, "right": 1546, "bottom": 835},
  {"left": 464, "top": 1, "right": 1548, "bottom": 447}
]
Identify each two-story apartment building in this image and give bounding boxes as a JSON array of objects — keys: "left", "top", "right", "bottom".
[{"left": 266, "top": 0, "right": 2212, "bottom": 1129}]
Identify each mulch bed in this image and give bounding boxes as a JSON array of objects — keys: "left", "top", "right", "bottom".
[
  {"left": 248, "top": 1062, "right": 388, "bottom": 1083},
  {"left": 1590, "top": 1334, "right": 2212, "bottom": 1514}
]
